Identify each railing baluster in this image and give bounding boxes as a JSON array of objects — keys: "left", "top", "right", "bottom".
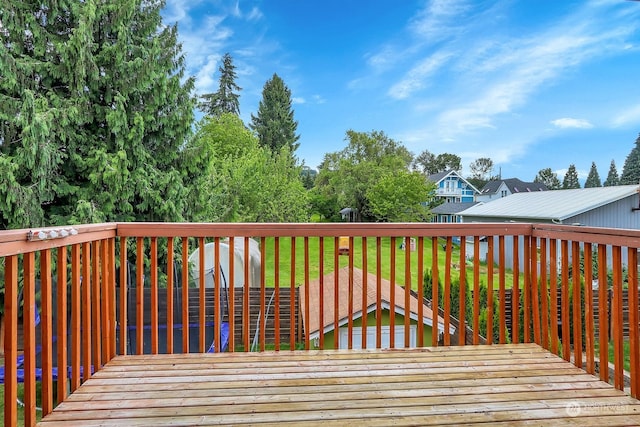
[
  {"left": 150, "top": 237, "right": 158, "bottom": 354},
  {"left": 571, "top": 241, "right": 582, "bottom": 369},
  {"left": 92, "top": 241, "right": 102, "bottom": 367},
  {"left": 362, "top": 236, "right": 369, "bottom": 350},
  {"left": 56, "top": 246, "right": 69, "bottom": 401},
  {"left": 459, "top": 235, "right": 467, "bottom": 346},
  {"left": 539, "top": 238, "right": 549, "bottom": 350},
  {"left": 487, "top": 236, "right": 494, "bottom": 345},
  {"left": 376, "top": 237, "right": 382, "bottom": 349},
  {"left": 136, "top": 237, "right": 144, "bottom": 355},
  {"left": 333, "top": 236, "right": 339, "bottom": 349},
  {"left": 318, "top": 236, "right": 325, "bottom": 349},
  {"left": 512, "top": 236, "right": 520, "bottom": 344},
  {"left": 531, "top": 236, "right": 540, "bottom": 345},
  {"left": 404, "top": 236, "right": 411, "bottom": 348},
  {"left": 628, "top": 246, "right": 639, "bottom": 398},
  {"left": 82, "top": 242, "right": 92, "bottom": 380},
  {"left": 390, "top": 236, "right": 396, "bottom": 348},
  {"left": 119, "top": 238, "right": 128, "bottom": 356},
  {"left": 290, "top": 238, "right": 297, "bottom": 350},
  {"left": 41, "top": 248, "right": 54, "bottom": 415},
  {"left": 198, "top": 237, "right": 205, "bottom": 353},
  {"left": 443, "top": 237, "right": 452, "bottom": 346},
  {"left": 181, "top": 238, "right": 189, "bottom": 354},
  {"left": 214, "top": 237, "right": 221, "bottom": 353},
  {"left": 228, "top": 236, "right": 235, "bottom": 352},
  {"left": 347, "top": 236, "right": 354, "bottom": 350},
  {"left": 549, "top": 239, "right": 559, "bottom": 355},
  {"left": 472, "top": 236, "right": 480, "bottom": 345},
  {"left": 523, "top": 235, "right": 531, "bottom": 344},
  {"left": 431, "top": 237, "right": 439, "bottom": 347},
  {"left": 274, "top": 236, "right": 280, "bottom": 350},
  {"left": 243, "top": 237, "right": 250, "bottom": 351},
  {"left": 560, "top": 240, "right": 570, "bottom": 361},
  {"left": 23, "top": 252, "right": 36, "bottom": 426},
  {"left": 612, "top": 245, "right": 623, "bottom": 390},
  {"left": 598, "top": 243, "right": 609, "bottom": 383},
  {"left": 71, "top": 244, "right": 81, "bottom": 391},
  {"left": 584, "top": 242, "right": 595, "bottom": 375},
  {"left": 167, "top": 237, "right": 174, "bottom": 354},
  {"left": 498, "top": 236, "right": 506, "bottom": 344},
  {"left": 260, "top": 236, "right": 267, "bottom": 352},
  {"left": 417, "top": 236, "right": 424, "bottom": 347},
  {"left": 303, "top": 236, "right": 310, "bottom": 350}
]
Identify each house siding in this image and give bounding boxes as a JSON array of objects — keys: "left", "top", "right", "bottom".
[{"left": 318, "top": 310, "right": 433, "bottom": 350}]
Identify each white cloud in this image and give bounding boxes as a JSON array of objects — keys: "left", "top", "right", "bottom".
[
  {"left": 612, "top": 104, "right": 640, "bottom": 127},
  {"left": 388, "top": 52, "right": 453, "bottom": 99},
  {"left": 551, "top": 118, "right": 594, "bottom": 129},
  {"left": 292, "top": 97, "right": 306, "bottom": 104}
]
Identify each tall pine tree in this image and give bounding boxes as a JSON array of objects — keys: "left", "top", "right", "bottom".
[
  {"left": 562, "top": 164, "right": 581, "bottom": 189},
  {"left": 0, "top": 0, "right": 195, "bottom": 228},
  {"left": 603, "top": 159, "right": 620, "bottom": 187},
  {"left": 584, "top": 162, "right": 601, "bottom": 188},
  {"left": 250, "top": 73, "right": 300, "bottom": 153},
  {"left": 199, "top": 52, "right": 241, "bottom": 116},
  {"left": 621, "top": 134, "right": 640, "bottom": 185}
]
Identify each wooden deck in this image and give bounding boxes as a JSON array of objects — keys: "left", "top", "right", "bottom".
[{"left": 38, "top": 343, "right": 640, "bottom": 426}]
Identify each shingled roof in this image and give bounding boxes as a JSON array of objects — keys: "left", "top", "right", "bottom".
[{"left": 480, "top": 178, "right": 547, "bottom": 195}]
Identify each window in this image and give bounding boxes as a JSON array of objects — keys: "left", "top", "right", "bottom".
[{"left": 339, "top": 325, "right": 417, "bottom": 349}]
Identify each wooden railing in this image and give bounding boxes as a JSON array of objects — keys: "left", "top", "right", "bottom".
[{"left": 1, "top": 222, "right": 639, "bottom": 425}]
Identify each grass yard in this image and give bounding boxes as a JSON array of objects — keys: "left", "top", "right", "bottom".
[{"left": 261, "top": 236, "right": 517, "bottom": 291}]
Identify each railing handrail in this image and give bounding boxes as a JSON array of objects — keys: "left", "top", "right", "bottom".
[
  {"left": 115, "top": 221, "right": 533, "bottom": 238},
  {"left": 0, "top": 223, "right": 117, "bottom": 257}
]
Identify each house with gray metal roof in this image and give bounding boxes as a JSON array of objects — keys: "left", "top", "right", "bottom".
[
  {"left": 461, "top": 184, "right": 640, "bottom": 228},
  {"left": 476, "top": 178, "right": 548, "bottom": 203},
  {"left": 460, "top": 185, "right": 640, "bottom": 269}
]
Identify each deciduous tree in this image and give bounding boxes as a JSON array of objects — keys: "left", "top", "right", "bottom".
[
  {"left": 188, "top": 113, "right": 308, "bottom": 222},
  {"left": 366, "top": 171, "right": 433, "bottom": 222},
  {"left": 315, "top": 130, "right": 416, "bottom": 221},
  {"left": 412, "top": 150, "right": 461, "bottom": 175}
]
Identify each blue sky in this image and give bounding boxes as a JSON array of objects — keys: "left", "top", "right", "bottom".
[{"left": 164, "top": 0, "right": 640, "bottom": 182}]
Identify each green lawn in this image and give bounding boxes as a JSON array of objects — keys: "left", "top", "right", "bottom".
[{"left": 261, "top": 236, "right": 517, "bottom": 291}]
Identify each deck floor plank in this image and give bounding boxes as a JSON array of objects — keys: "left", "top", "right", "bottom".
[{"left": 37, "top": 344, "right": 640, "bottom": 426}]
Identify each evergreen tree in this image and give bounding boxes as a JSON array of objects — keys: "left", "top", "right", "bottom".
[
  {"left": 0, "top": 0, "right": 196, "bottom": 228},
  {"left": 250, "top": 73, "right": 300, "bottom": 154},
  {"left": 584, "top": 162, "right": 601, "bottom": 188},
  {"left": 621, "top": 134, "right": 640, "bottom": 185},
  {"left": 533, "top": 168, "right": 562, "bottom": 190},
  {"left": 603, "top": 159, "right": 620, "bottom": 187},
  {"left": 198, "top": 52, "right": 241, "bottom": 116},
  {"left": 562, "top": 164, "right": 581, "bottom": 189}
]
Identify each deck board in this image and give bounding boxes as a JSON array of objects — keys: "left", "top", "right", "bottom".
[{"left": 37, "top": 343, "right": 640, "bottom": 426}]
